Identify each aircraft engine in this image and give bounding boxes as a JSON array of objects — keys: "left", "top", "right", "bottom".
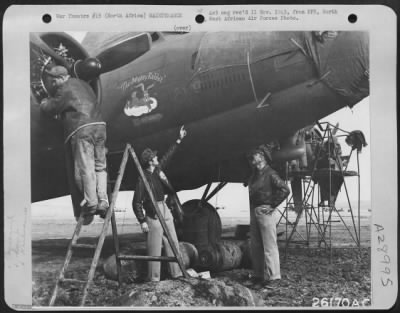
[
  {"left": 30, "top": 32, "right": 151, "bottom": 104},
  {"left": 30, "top": 32, "right": 151, "bottom": 202},
  {"left": 270, "top": 129, "right": 309, "bottom": 169},
  {"left": 274, "top": 136, "right": 306, "bottom": 164},
  {"left": 263, "top": 125, "right": 326, "bottom": 172},
  {"left": 30, "top": 32, "right": 101, "bottom": 104}
]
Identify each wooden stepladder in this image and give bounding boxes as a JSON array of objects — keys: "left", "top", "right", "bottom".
[{"left": 49, "top": 143, "right": 188, "bottom": 307}]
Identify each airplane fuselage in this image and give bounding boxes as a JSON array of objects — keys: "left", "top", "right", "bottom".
[{"left": 31, "top": 31, "right": 369, "bottom": 201}]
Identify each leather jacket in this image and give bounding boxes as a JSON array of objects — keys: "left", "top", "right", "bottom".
[
  {"left": 40, "top": 78, "right": 105, "bottom": 143},
  {"left": 132, "top": 142, "right": 180, "bottom": 223},
  {"left": 248, "top": 165, "right": 290, "bottom": 209}
]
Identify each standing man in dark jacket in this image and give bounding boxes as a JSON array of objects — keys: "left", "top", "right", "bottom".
[
  {"left": 40, "top": 65, "right": 109, "bottom": 225},
  {"left": 246, "top": 146, "right": 290, "bottom": 288},
  {"left": 132, "top": 126, "right": 187, "bottom": 282}
]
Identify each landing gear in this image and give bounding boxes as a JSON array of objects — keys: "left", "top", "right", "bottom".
[
  {"left": 200, "top": 182, "right": 228, "bottom": 204},
  {"left": 176, "top": 199, "right": 222, "bottom": 250},
  {"left": 175, "top": 182, "right": 228, "bottom": 247}
]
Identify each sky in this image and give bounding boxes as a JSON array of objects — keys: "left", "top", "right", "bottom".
[
  {"left": 32, "top": 32, "right": 371, "bottom": 218},
  {"left": 183, "top": 97, "right": 371, "bottom": 211}
]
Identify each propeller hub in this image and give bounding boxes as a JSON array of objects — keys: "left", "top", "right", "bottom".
[{"left": 74, "top": 57, "right": 102, "bottom": 80}]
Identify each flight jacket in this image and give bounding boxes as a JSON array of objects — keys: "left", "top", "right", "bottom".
[
  {"left": 40, "top": 77, "right": 105, "bottom": 143},
  {"left": 132, "top": 142, "right": 179, "bottom": 223},
  {"left": 248, "top": 165, "right": 290, "bottom": 209}
]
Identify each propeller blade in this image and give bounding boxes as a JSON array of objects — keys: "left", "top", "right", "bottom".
[
  {"left": 95, "top": 32, "right": 151, "bottom": 74},
  {"left": 30, "top": 34, "right": 71, "bottom": 70}
]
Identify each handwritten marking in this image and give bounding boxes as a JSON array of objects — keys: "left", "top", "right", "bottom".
[
  {"left": 119, "top": 72, "right": 166, "bottom": 91},
  {"left": 312, "top": 297, "right": 370, "bottom": 307},
  {"left": 374, "top": 224, "right": 393, "bottom": 287},
  {"left": 5, "top": 207, "right": 28, "bottom": 269}
]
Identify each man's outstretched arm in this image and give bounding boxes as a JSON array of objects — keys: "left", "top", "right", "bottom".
[{"left": 159, "top": 125, "right": 187, "bottom": 170}]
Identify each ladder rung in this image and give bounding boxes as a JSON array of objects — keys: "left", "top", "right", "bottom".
[
  {"left": 71, "top": 243, "right": 97, "bottom": 249},
  {"left": 50, "top": 144, "right": 189, "bottom": 307},
  {"left": 318, "top": 220, "right": 341, "bottom": 223},
  {"left": 60, "top": 278, "right": 86, "bottom": 284},
  {"left": 118, "top": 255, "right": 176, "bottom": 262},
  {"left": 283, "top": 240, "right": 308, "bottom": 243}
]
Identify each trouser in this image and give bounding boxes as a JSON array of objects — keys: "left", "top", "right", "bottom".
[
  {"left": 250, "top": 205, "right": 281, "bottom": 281},
  {"left": 65, "top": 124, "right": 108, "bottom": 218},
  {"left": 146, "top": 201, "right": 182, "bottom": 281}
]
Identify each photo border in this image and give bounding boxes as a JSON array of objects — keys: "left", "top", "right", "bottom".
[{"left": 2, "top": 2, "right": 398, "bottom": 310}]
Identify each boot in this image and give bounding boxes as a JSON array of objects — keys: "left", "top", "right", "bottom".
[
  {"left": 75, "top": 214, "right": 95, "bottom": 226},
  {"left": 96, "top": 199, "right": 109, "bottom": 219}
]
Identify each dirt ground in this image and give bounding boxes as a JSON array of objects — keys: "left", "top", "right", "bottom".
[{"left": 32, "top": 217, "right": 371, "bottom": 308}]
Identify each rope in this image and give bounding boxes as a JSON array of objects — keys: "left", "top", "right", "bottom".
[{"left": 246, "top": 51, "right": 259, "bottom": 103}]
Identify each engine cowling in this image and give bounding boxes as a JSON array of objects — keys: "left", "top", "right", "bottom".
[{"left": 30, "top": 32, "right": 101, "bottom": 105}]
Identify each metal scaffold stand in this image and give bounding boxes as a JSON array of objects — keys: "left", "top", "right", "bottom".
[{"left": 276, "top": 122, "right": 365, "bottom": 261}]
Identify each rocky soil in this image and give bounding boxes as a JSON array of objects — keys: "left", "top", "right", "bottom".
[{"left": 32, "top": 229, "right": 371, "bottom": 308}]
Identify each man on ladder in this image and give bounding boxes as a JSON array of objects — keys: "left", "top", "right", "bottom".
[
  {"left": 132, "top": 126, "right": 187, "bottom": 282},
  {"left": 40, "top": 65, "right": 109, "bottom": 225}
]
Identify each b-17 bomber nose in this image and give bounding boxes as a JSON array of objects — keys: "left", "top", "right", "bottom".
[{"left": 309, "top": 31, "right": 369, "bottom": 107}]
